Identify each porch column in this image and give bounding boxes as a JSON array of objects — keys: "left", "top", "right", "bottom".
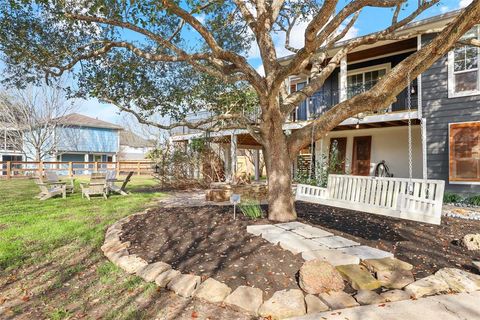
[
  {"left": 223, "top": 144, "right": 231, "bottom": 181},
  {"left": 254, "top": 149, "right": 260, "bottom": 181},
  {"left": 339, "top": 56, "right": 348, "bottom": 102},
  {"left": 422, "top": 118, "right": 428, "bottom": 179},
  {"left": 230, "top": 133, "right": 237, "bottom": 183},
  {"left": 84, "top": 153, "right": 89, "bottom": 174}
]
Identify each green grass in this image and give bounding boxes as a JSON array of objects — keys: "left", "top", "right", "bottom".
[{"left": 0, "top": 178, "right": 164, "bottom": 271}]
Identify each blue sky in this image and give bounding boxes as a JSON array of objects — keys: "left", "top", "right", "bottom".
[{"left": 2, "top": 0, "right": 471, "bottom": 125}]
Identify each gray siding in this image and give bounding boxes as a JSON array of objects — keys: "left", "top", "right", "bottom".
[{"left": 421, "top": 34, "right": 480, "bottom": 195}]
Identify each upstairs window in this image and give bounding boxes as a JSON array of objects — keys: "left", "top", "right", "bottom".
[
  {"left": 449, "top": 122, "right": 480, "bottom": 183},
  {"left": 448, "top": 25, "right": 480, "bottom": 97},
  {"left": 346, "top": 64, "right": 389, "bottom": 99}
]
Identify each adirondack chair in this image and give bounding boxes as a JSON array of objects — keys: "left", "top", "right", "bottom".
[
  {"left": 80, "top": 173, "right": 108, "bottom": 200},
  {"left": 34, "top": 176, "right": 66, "bottom": 201},
  {"left": 107, "top": 171, "right": 134, "bottom": 196},
  {"left": 45, "top": 170, "right": 75, "bottom": 194}
]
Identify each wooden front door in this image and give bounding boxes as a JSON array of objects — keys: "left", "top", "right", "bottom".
[
  {"left": 329, "top": 137, "right": 347, "bottom": 173},
  {"left": 352, "top": 136, "right": 372, "bottom": 176}
]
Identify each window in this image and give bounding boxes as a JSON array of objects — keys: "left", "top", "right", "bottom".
[
  {"left": 449, "top": 122, "right": 480, "bottom": 182},
  {"left": 448, "top": 25, "right": 480, "bottom": 98},
  {"left": 346, "top": 64, "right": 389, "bottom": 99}
]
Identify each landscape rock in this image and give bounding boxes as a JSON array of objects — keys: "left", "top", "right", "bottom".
[
  {"left": 193, "top": 278, "right": 232, "bottom": 303},
  {"left": 302, "top": 249, "right": 360, "bottom": 266},
  {"left": 363, "top": 258, "right": 413, "bottom": 272},
  {"left": 116, "top": 255, "right": 148, "bottom": 274},
  {"left": 304, "top": 294, "right": 329, "bottom": 313},
  {"left": 462, "top": 234, "right": 480, "bottom": 250},
  {"left": 336, "top": 264, "right": 381, "bottom": 291},
  {"left": 380, "top": 289, "right": 411, "bottom": 302},
  {"left": 167, "top": 274, "right": 201, "bottom": 297},
  {"left": 435, "top": 268, "right": 480, "bottom": 292},
  {"left": 404, "top": 275, "right": 450, "bottom": 298},
  {"left": 137, "top": 261, "right": 171, "bottom": 282},
  {"left": 318, "top": 291, "right": 359, "bottom": 310},
  {"left": 354, "top": 290, "right": 385, "bottom": 305},
  {"left": 258, "top": 289, "right": 306, "bottom": 319},
  {"left": 224, "top": 286, "right": 263, "bottom": 315},
  {"left": 105, "top": 248, "right": 128, "bottom": 263},
  {"left": 377, "top": 269, "right": 415, "bottom": 289},
  {"left": 298, "top": 260, "right": 345, "bottom": 294},
  {"left": 101, "top": 240, "right": 129, "bottom": 254},
  {"left": 154, "top": 269, "right": 181, "bottom": 287}
]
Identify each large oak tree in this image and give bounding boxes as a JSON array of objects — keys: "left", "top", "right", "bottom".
[{"left": 1, "top": 0, "right": 479, "bottom": 221}]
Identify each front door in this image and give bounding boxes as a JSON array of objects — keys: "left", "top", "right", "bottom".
[{"left": 352, "top": 136, "right": 372, "bottom": 176}]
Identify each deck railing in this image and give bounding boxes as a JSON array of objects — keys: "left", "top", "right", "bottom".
[{"left": 0, "top": 160, "right": 155, "bottom": 179}]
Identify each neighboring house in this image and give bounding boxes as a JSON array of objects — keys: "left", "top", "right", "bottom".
[
  {"left": 50, "top": 113, "right": 123, "bottom": 162},
  {"left": 171, "top": 10, "right": 480, "bottom": 195},
  {"left": 0, "top": 122, "right": 23, "bottom": 162},
  {"left": 118, "top": 130, "right": 156, "bottom": 160}
]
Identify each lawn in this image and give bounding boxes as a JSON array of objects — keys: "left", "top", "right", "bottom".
[
  {"left": 0, "top": 178, "right": 247, "bottom": 320},
  {"left": 0, "top": 177, "right": 162, "bottom": 270}
]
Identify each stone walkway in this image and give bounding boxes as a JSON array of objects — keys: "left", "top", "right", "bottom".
[
  {"left": 289, "top": 291, "right": 480, "bottom": 320},
  {"left": 247, "top": 222, "right": 393, "bottom": 266}
]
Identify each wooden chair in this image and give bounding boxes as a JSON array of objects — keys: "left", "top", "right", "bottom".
[
  {"left": 45, "top": 170, "right": 75, "bottom": 194},
  {"left": 80, "top": 173, "right": 108, "bottom": 200},
  {"left": 34, "top": 176, "right": 66, "bottom": 201},
  {"left": 107, "top": 171, "right": 134, "bottom": 196}
]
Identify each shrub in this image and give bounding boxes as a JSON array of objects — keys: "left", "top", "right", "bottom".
[
  {"left": 443, "top": 192, "right": 463, "bottom": 204},
  {"left": 239, "top": 199, "right": 263, "bottom": 220},
  {"left": 465, "top": 195, "right": 480, "bottom": 206}
]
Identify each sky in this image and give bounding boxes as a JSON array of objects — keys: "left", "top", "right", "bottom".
[{"left": 2, "top": 0, "right": 473, "bottom": 126}]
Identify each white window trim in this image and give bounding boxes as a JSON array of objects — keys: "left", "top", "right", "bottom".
[
  {"left": 448, "top": 25, "right": 480, "bottom": 98},
  {"left": 448, "top": 120, "right": 480, "bottom": 184}
]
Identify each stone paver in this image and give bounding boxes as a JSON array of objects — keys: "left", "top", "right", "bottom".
[
  {"left": 155, "top": 269, "right": 181, "bottom": 287},
  {"left": 336, "top": 264, "right": 381, "bottom": 291},
  {"left": 275, "top": 222, "right": 311, "bottom": 230},
  {"left": 167, "top": 274, "right": 201, "bottom": 298},
  {"left": 380, "top": 289, "right": 411, "bottom": 302},
  {"left": 258, "top": 289, "right": 306, "bottom": 319},
  {"left": 246, "top": 224, "right": 285, "bottom": 236},
  {"left": 313, "top": 236, "right": 359, "bottom": 249},
  {"left": 362, "top": 257, "right": 413, "bottom": 272},
  {"left": 289, "top": 292, "right": 480, "bottom": 320},
  {"left": 224, "top": 286, "right": 263, "bottom": 316},
  {"left": 318, "top": 291, "right": 359, "bottom": 310},
  {"left": 354, "top": 290, "right": 385, "bottom": 305},
  {"left": 377, "top": 269, "right": 415, "bottom": 289},
  {"left": 136, "top": 261, "right": 171, "bottom": 282},
  {"left": 304, "top": 294, "right": 329, "bottom": 313},
  {"left": 261, "top": 230, "right": 297, "bottom": 244},
  {"left": 193, "top": 278, "right": 232, "bottom": 303},
  {"left": 302, "top": 249, "right": 360, "bottom": 266},
  {"left": 404, "top": 275, "right": 449, "bottom": 299},
  {"left": 279, "top": 237, "right": 327, "bottom": 254},
  {"left": 335, "top": 246, "right": 393, "bottom": 260},
  {"left": 292, "top": 227, "right": 333, "bottom": 239},
  {"left": 435, "top": 268, "right": 480, "bottom": 292}
]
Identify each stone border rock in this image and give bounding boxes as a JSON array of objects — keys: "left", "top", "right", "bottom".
[{"left": 102, "top": 209, "right": 480, "bottom": 320}]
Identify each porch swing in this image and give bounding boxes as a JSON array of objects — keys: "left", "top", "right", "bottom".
[{"left": 295, "top": 73, "right": 445, "bottom": 225}]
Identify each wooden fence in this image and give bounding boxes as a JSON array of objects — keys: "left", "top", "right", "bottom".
[{"left": 0, "top": 161, "right": 155, "bottom": 179}]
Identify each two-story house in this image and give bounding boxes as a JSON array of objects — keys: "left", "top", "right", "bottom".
[
  {"left": 171, "top": 9, "right": 480, "bottom": 196},
  {"left": 0, "top": 121, "right": 23, "bottom": 162}
]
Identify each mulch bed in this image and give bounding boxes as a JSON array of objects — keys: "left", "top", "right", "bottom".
[
  {"left": 121, "top": 206, "right": 304, "bottom": 298},
  {"left": 121, "top": 202, "right": 480, "bottom": 297}
]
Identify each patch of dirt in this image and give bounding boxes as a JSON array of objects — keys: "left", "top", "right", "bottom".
[
  {"left": 296, "top": 202, "right": 480, "bottom": 278},
  {"left": 121, "top": 206, "right": 305, "bottom": 298}
]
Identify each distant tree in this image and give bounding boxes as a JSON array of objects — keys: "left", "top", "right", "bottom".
[
  {"left": 0, "top": 0, "right": 479, "bottom": 220},
  {"left": 0, "top": 83, "right": 76, "bottom": 161}
]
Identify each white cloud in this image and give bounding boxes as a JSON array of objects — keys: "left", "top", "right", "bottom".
[
  {"left": 440, "top": 5, "right": 449, "bottom": 13},
  {"left": 459, "top": 0, "right": 472, "bottom": 8}
]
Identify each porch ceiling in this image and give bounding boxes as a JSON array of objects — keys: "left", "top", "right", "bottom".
[{"left": 332, "top": 118, "right": 421, "bottom": 131}]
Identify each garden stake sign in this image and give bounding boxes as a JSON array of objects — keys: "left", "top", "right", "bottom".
[{"left": 230, "top": 194, "right": 241, "bottom": 220}]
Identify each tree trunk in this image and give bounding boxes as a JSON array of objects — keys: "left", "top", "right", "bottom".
[{"left": 262, "top": 108, "right": 297, "bottom": 222}]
